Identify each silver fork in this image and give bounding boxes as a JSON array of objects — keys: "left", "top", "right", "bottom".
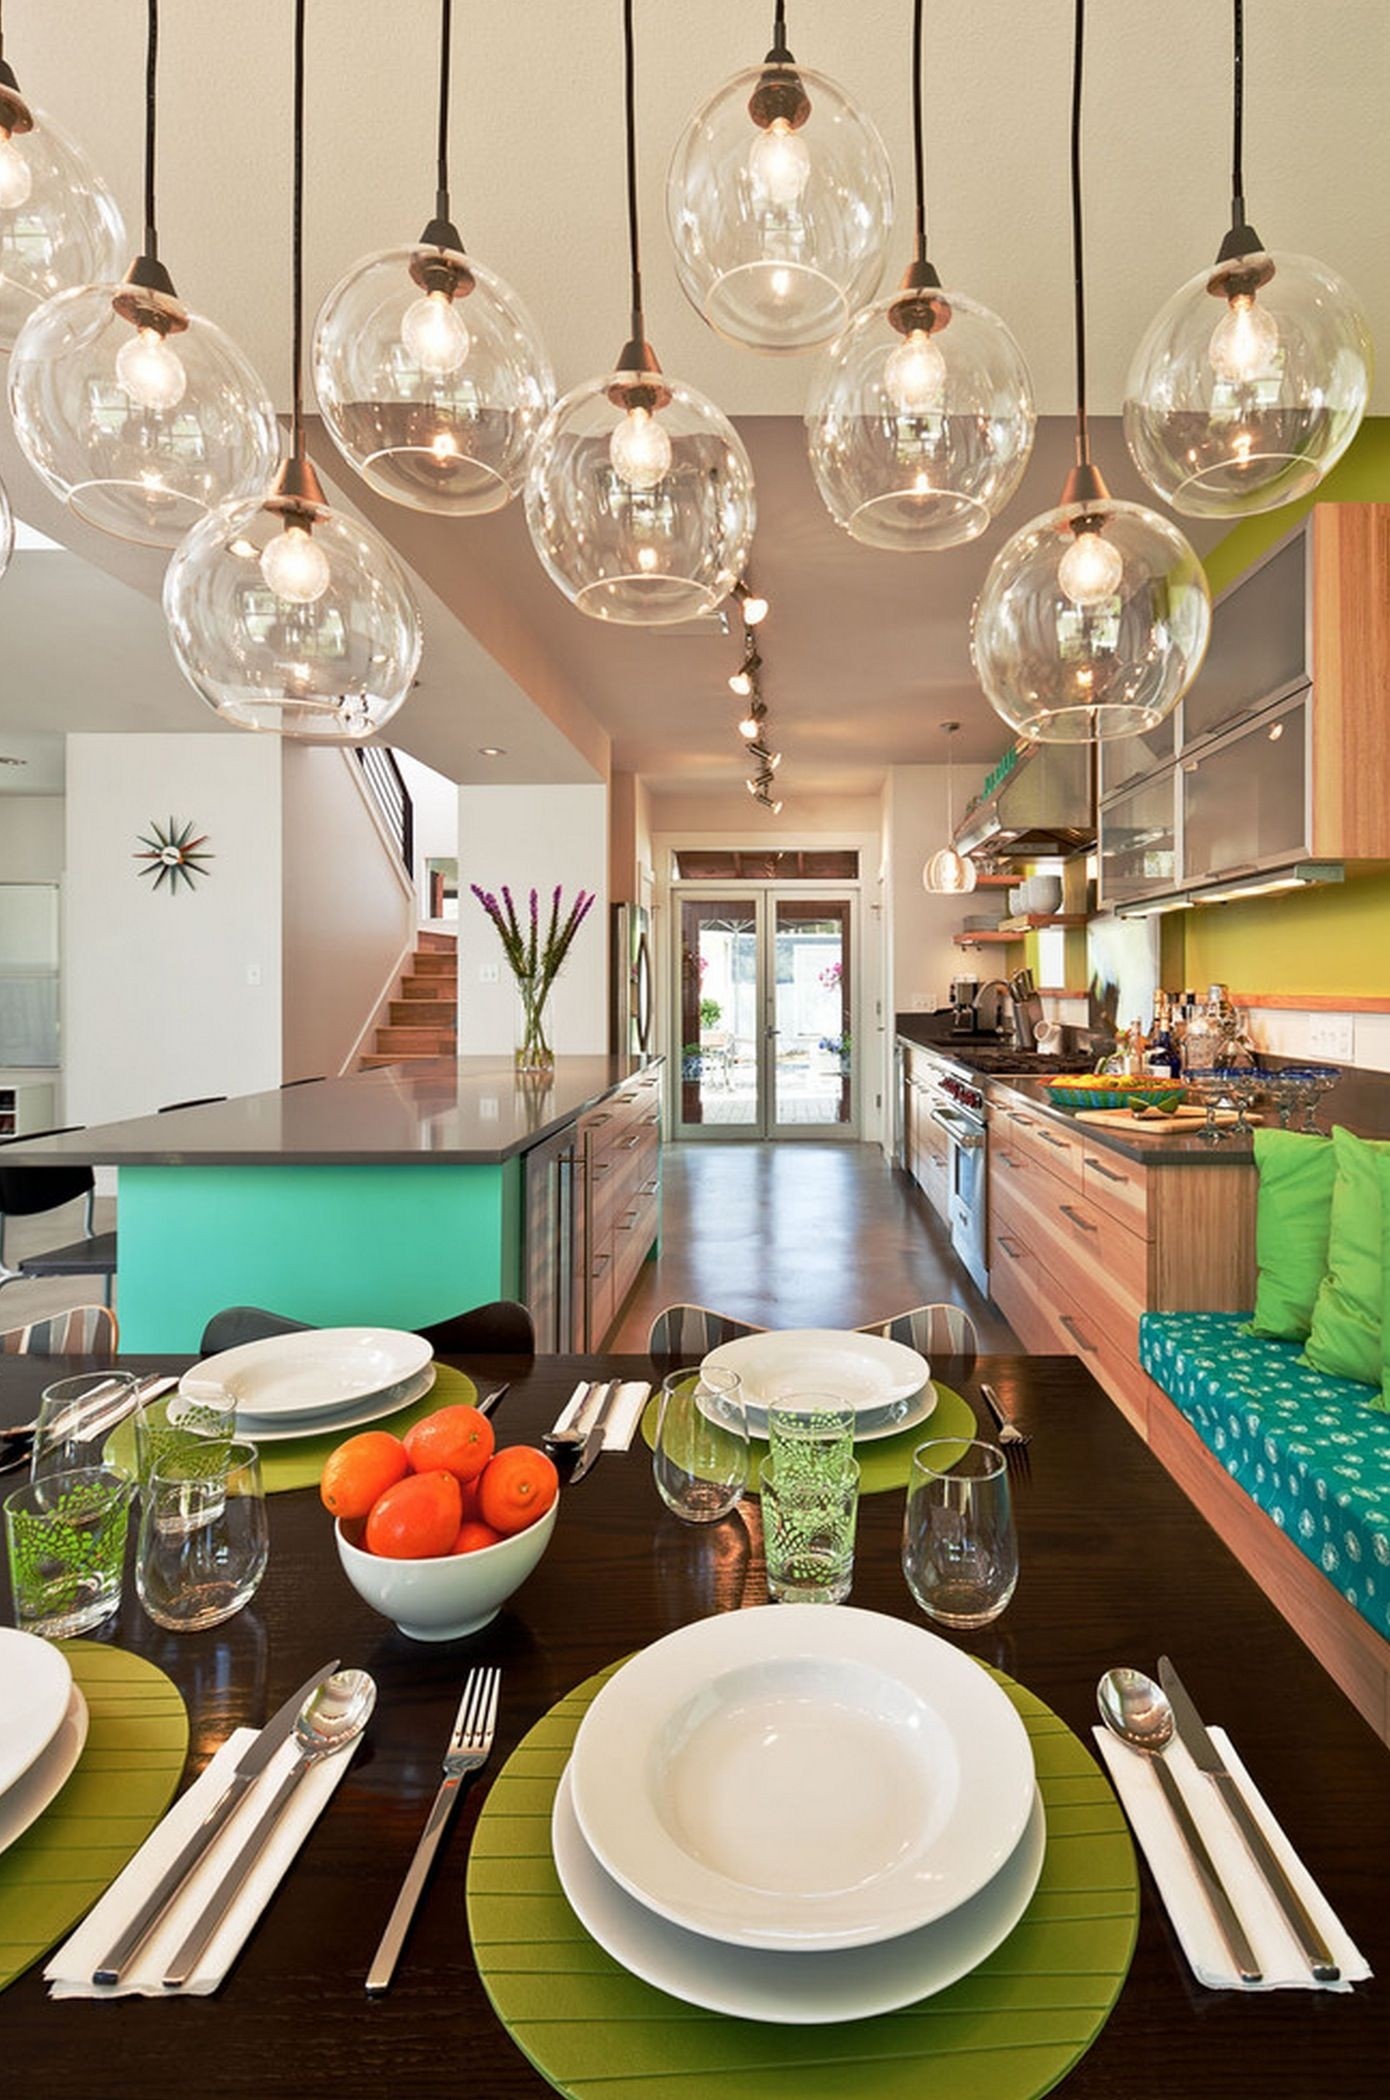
[
  {"left": 979, "top": 1381, "right": 1031, "bottom": 1469},
  {"left": 365, "top": 1666, "right": 501, "bottom": 1996}
]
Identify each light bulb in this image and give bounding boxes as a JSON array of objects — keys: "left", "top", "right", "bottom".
[
  {"left": 729, "top": 667, "right": 754, "bottom": 697},
  {"left": 884, "top": 328, "right": 947, "bottom": 415},
  {"left": 1208, "top": 293, "right": 1280, "bottom": 385},
  {"left": 741, "top": 589, "right": 768, "bottom": 624},
  {"left": 259, "top": 522, "right": 331, "bottom": 605},
  {"left": 0, "top": 131, "right": 31, "bottom": 209},
  {"left": 1058, "top": 525, "right": 1124, "bottom": 608},
  {"left": 748, "top": 117, "right": 811, "bottom": 208},
  {"left": 608, "top": 404, "right": 672, "bottom": 490},
  {"left": 114, "top": 324, "right": 187, "bottom": 412},
  {"left": 400, "top": 289, "right": 470, "bottom": 377},
  {"left": 738, "top": 712, "right": 762, "bottom": 740}
]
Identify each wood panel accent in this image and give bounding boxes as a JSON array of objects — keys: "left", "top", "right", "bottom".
[
  {"left": 1311, "top": 503, "right": 1390, "bottom": 861},
  {"left": 1230, "top": 991, "right": 1390, "bottom": 1013},
  {"left": 581, "top": 1067, "right": 662, "bottom": 1349},
  {"left": 1146, "top": 1373, "right": 1389, "bottom": 1744},
  {"left": 1149, "top": 1162, "right": 1258, "bottom": 1311}
]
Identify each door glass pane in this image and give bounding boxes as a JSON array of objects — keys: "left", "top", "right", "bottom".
[
  {"left": 1183, "top": 698, "right": 1308, "bottom": 883},
  {"left": 773, "top": 900, "right": 851, "bottom": 1129},
  {"left": 678, "top": 898, "right": 758, "bottom": 1129}
]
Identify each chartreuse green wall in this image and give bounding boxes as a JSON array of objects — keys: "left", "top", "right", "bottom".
[{"left": 1165, "top": 418, "right": 1390, "bottom": 998}]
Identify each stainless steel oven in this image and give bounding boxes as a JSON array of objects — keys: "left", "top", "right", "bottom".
[{"left": 931, "top": 1080, "right": 989, "bottom": 1296}]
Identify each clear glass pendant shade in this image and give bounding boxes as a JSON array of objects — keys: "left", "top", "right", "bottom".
[
  {"left": 524, "top": 366, "right": 755, "bottom": 624},
  {"left": 971, "top": 498, "right": 1211, "bottom": 743},
  {"left": 0, "top": 474, "right": 13, "bottom": 580},
  {"left": 312, "top": 244, "right": 555, "bottom": 515},
  {"left": 806, "top": 286, "right": 1036, "bottom": 549},
  {"left": 1123, "top": 250, "right": 1373, "bottom": 518},
  {"left": 163, "top": 490, "right": 423, "bottom": 740},
  {"left": 923, "top": 847, "right": 976, "bottom": 895},
  {"left": 666, "top": 62, "right": 892, "bottom": 354},
  {"left": 8, "top": 283, "right": 279, "bottom": 547},
  {"left": 0, "top": 107, "right": 125, "bottom": 352}
]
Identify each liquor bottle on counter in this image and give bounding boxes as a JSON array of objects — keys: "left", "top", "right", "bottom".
[{"left": 1146, "top": 991, "right": 1182, "bottom": 1079}]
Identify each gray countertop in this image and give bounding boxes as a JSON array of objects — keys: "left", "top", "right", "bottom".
[
  {"left": 984, "top": 1074, "right": 1260, "bottom": 1164},
  {"left": 0, "top": 1057, "right": 663, "bottom": 1167}
]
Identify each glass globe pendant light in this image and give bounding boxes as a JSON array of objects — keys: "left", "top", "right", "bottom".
[
  {"left": 971, "top": 0, "right": 1210, "bottom": 745},
  {"left": 806, "top": 0, "right": 1034, "bottom": 550},
  {"left": 666, "top": 1, "right": 892, "bottom": 355},
  {"left": 312, "top": 0, "right": 553, "bottom": 516},
  {"left": 923, "top": 721, "right": 976, "bottom": 894},
  {"left": 163, "top": 0, "right": 421, "bottom": 742},
  {"left": 0, "top": 6, "right": 126, "bottom": 352},
  {"left": 525, "top": 0, "right": 754, "bottom": 626},
  {"left": 0, "top": 471, "right": 13, "bottom": 583},
  {"left": 7, "top": 0, "right": 277, "bottom": 549},
  {"left": 1124, "top": 0, "right": 1371, "bottom": 518}
]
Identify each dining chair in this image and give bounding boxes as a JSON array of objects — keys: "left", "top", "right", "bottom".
[
  {"left": 0, "top": 1302, "right": 119, "bottom": 1360},
  {"left": 198, "top": 1305, "right": 314, "bottom": 1355},
  {"left": 647, "top": 1305, "right": 765, "bottom": 1356},
  {"left": 0, "top": 1131, "right": 118, "bottom": 1307},
  {"left": 198, "top": 1299, "right": 536, "bottom": 1357},
  {"left": 857, "top": 1303, "right": 979, "bottom": 1373}
]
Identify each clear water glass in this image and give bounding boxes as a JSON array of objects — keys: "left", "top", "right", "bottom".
[
  {"left": 902, "top": 1439, "right": 1018, "bottom": 1628},
  {"left": 135, "top": 1440, "right": 268, "bottom": 1632},
  {"left": 653, "top": 1367, "right": 749, "bottom": 1523},
  {"left": 133, "top": 1392, "right": 236, "bottom": 1490},
  {"left": 31, "top": 1372, "right": 139, "bottom": 1481},
  {"left": 764, "top": 1392, "right": 856, "bottom": 1489},
  {"left": 760, "top": 1454, "right": 860, "bottom": 1605},
  {"left": 4, "top": 1463, "right": 135, "bottom": 1636}
]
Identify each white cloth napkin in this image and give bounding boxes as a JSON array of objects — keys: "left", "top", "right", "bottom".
[
  {"left": 549, "top": 1379, "right": 650, "bottom": 1453},
  {"left": 1093, "top": 1723, "right": 1370, "bottom": 1991},
  {"left": 46, "top": 1726, "right": 361, "bottom": 1998}
]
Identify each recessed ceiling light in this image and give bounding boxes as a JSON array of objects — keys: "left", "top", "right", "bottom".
[{"left": 478, "top": 746, "right": 506, "bottom": 757}]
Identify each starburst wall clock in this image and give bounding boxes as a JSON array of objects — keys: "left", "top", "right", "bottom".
[{"left": 133, "top": 817, "right": 215, "bottom": 895}]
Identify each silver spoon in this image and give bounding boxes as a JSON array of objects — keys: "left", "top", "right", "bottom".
[
  {"left": 163, "top": 1667, "right": 376, "bottom": 1988},
  {"left": 1097, "top": 1667, "right": 1261, "bottom": 1983},
  {"left": 541, "top": 1381, "right": 612, "bottom": 1465}
]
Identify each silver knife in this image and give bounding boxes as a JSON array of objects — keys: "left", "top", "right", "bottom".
[
  {"left": 92, "top": 1659, "right": 341, "bottom": 1986},
  {"left": 567, "top": 1381, "right": 623, "bottom": 1485},
  {"left": 1158, "top": 1656, "right": 1340, "bottom": 1983}
]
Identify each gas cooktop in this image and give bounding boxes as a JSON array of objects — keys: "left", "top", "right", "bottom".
[{"left": 939, "top": 1044, "right": 1098, "bottom": 1076}]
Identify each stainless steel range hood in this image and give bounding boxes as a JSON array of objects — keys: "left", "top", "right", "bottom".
[{"left": 953, "top": 742, "right": 1094, "bottom": 861}]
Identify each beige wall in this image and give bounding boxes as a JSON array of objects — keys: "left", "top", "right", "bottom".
[
  {"left": 0, "top": 797, "right": 64, "bottom": 882},
  {"left": 281, "top": 748, "right": 416, "bottom": 1081},
  {"left": 647, "top": 788, "right": 884, "bottom": 834},
  {"left": 884, "top": 767, "right": 974, "bottom": 1019}
]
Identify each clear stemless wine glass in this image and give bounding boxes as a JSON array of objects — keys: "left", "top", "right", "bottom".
[
  {"left": 136, "top": 1440, "right": 268, "bottom": 1632},
  {"left": 653, "top": 1366, "right": 749, "bottom": 1523},
  {"left": 31, "top": 1372, "right": 140, "bottom": 1481},
  {"left": 902, "top": 1439, "right": 1018, "bottom": 1628}
]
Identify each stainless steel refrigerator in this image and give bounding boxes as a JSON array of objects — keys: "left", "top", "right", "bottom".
[{"left": 609, "top": 902, "right": 653, "bottom": 1057}]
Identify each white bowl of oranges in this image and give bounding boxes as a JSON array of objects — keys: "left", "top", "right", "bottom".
[{"left": 325, "top": 1403, "right": 559, "bottom": 1641}]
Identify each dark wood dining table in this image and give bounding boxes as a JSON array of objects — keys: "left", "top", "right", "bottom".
[{"left": 2, "top": 1350, "right": 1387, "bottom": 2099}]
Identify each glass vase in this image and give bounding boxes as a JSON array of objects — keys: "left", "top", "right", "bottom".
[{"left": 515, "top": 979, "right": 554, "bottom": 1075}]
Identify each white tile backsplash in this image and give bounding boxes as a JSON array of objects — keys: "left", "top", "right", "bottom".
[{"left": 1243, "top": 1006, "right": 1390, "bottom": 1074}]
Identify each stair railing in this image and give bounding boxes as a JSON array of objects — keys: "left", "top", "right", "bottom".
[{"left": 353, "top": 747, "right": 413, "bottom": 871}]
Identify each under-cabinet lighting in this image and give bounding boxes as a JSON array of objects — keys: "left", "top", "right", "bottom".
[{"left": 1194, "top": 862, "right": 1345, "bottom": 906}]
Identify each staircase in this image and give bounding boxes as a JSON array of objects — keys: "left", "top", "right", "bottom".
[{"left": 360, "top": 931, "right": 457, "bottom": 1068}]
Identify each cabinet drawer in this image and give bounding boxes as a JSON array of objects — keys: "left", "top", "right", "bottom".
[
  {"left": 1029, "top": 1264, "right": 1152, "bottom": 1438},
  {"left": 990, "top": 1168, "right": 1146, "bottom": 1351},
  {"left": 1080, "top": 1144, "right": 1151, "bottom": 1235},
  {"left": 993, "top": 1100, "right": 1085, "bottom": 1192}
]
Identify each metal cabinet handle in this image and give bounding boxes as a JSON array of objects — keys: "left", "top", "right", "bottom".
[
  {"left": 1059, "top": 1313, "right": 1098, "bottom": 1354},
  {"left": 998, "top": 1234, "right": 1024, "bottom": 1260},
  {"left": 621, "top": 1134, "right": 642, "bottom": 1150},
  {"left": 615, "top": 1209, "right": 638, "bottom": 1232},
  {"left": 1084, "top": 1155, "right": 1128, "bottom": 1184},
  {"left": 1060, "top": 1203, "right": 1099, "bottom": 1234},
  {"left": 1009, "top": 1112, "right": 1036, "bottom": 1126},
  {"left": 639, "top": 1178, "right": 659, "bottom": 1196},
  {"left": 592, "top": 1252, "right": 610, "bottom": 1273},
  {"left": 586, "top": 1112, "right": 614, "bottom": 1126},
  {"left": 1037, "top": 1130, "right": 1069, "bottom": 1150},
  {"left": 994, "top": 1152, "right": 1019, "bottom": 1170},
  {"left": 590, "top": 1161, "right": 611, "bottom": 1178}
]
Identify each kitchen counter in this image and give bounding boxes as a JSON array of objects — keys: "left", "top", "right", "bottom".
[
  {"left": 987, "top": 1074, "right": 1262, "bottom": 1165},
  {"left": 0, "top": 1056, "right": 660, "bottom": 1167}
]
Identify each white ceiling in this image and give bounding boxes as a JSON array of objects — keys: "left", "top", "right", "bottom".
[{"left": 0, "top": 0, "right": 1383, "bottom": 798}]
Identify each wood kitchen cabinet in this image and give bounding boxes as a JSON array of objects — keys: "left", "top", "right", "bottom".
[
  {"left": 900, "top": 1044, "right": 950, "bottom": 1226},
  {"left": 525, "top": 1063, "right": 662, "bottom": 1353}
]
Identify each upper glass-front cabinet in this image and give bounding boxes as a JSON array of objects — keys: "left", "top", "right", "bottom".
[
  {"left": 1097, "top": 769, "right": 1179, "bottom": 906},
  {"left": 1098, "top": 713, "right": 1177, "bottom": 801},
  {"left": 1180, "top": 528, "right": 1309, "bottom": 750},
  {"left": 1182, "top": 692, "right": 1310, "bottom": 886}
]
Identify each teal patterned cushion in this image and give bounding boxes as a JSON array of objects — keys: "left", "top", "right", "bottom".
[{"left": 1140, "top": 1311, "right": 1390, "bottom": 1641}]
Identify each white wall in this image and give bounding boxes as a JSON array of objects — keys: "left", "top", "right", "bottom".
[
  {"left": 64, "top": 735, "right": 283, "bottom": 1123},
  {"left": 456, "top": 784, "right": 609, "bottom": 1055},
  {"left": 395, "top": 749, "right": 459, "bottom": 927},
  {"left": 0, "top": 796, "right": 64, "bottom": 881},
  {"left": 281, "top": 748, "right": 416, "bottom": 1081},
  {"left": 884, "top": 767, "right": 978, "bottom": 1018}
]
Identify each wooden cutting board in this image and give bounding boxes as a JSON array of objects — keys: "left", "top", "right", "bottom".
[{"left": 1072, "top": 1106, "right": 1240, "bottom": 1133}]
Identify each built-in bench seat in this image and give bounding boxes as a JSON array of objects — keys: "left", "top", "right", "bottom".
[{"left": 1140, "top": 1312, "right": 1390, "bottom": 1646}]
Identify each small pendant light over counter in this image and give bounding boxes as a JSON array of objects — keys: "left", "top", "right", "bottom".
[
  {"left": 0, "top": 4, "right": 125, "bottom": 352},
  {"left": 970, "top": 0, "right": 1210, "bottom": 745},
  {"left": 665, "top": 0, "right": 892, "bottom": 355},
  {"left": 1124, "top": 0, "right": 1371, "bottom": 519},
  {"left": 312, "top": 0, "right": 554, "bottom": 516},
  {"left": 922, "top": 721, "right": 976, "bottom": 895},
  {"left": 163, "top": 0, "right": 421, "bottom": 741},
  {"left": 7, "top": 0, "right": 277, "bottom": 548},
  {"left": 806, "top": 0, "right": 1034, "bottom": 551},
  {"left": 524, "top": 0, "right": 754, "bottom": 625}
]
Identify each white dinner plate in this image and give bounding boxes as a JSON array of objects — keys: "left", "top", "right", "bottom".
[
  {"left": 0, "top": 1686, "right": 89, "bottom": 1857},
  {"left": 702, "top": 1329, "right": 929, "bottom": 1416},
  {"left": 569, "top": 1605, "right": 1035, "bottom": 1954},
  {"left": 554, "top": 1764, "right": 1045, "bottom": 2024},
  {"left": 180, "top": 1327, "right": 433, "bottom": 1421},
  {"left": 0, "top": 1629, "right": 73, "bottom": 1798},
  {"left": 235, "top": 1364, "right": 436, "bottom": 1443},
  {"left": 743, "top": 1381, "right": 939, "bottom": 1447}
]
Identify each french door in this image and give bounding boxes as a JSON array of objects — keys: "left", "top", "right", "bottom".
[{"left": 672, "top": 888, "right": 857, "bottom": 1140}]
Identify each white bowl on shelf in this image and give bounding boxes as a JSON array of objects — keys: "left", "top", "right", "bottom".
[{"left": 1023, "top": 876, "right": 1063, "bottom": 915}]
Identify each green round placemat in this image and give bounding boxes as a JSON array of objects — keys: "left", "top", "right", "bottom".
[
  {"left": 0, "top": 1639, "right": 189, "bottom": 1992},
  {"left": 639, "top": 1381, "right": 979, "bottom": 1496},
  {"left": 107, "top": 1364, "right": 477, "bottom": 1494},
  {"left": 467, "top": 1650, "right": 1137, "bottom": 2100}
]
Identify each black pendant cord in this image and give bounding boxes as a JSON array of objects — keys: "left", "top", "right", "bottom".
[
  {"left": 1230, "top": 0, "right": 1246, "bottom": 232},
  {"left": 435, "top": 0, "right": 452, "bottom": 223},
  {"left": 142, "top": 0, "right": 159, "bottom": 261},
  {"left": 1068, "top": 0, "right": 1090, "bottom": 470},
  {"left": 910, "top": 0, "right": 927, "bottom": 265},
  {"left": 621, "top": 0, "right": 644, "bottom": 341},
  {"left": 291, "top": 0, "right": 306, "bottom": 457},
  {"left": 768, "top": 1, "right": 791, "bottom": 62}
]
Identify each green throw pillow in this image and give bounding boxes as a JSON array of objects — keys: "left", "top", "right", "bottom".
[
  {"left": 1247, "top": 1128, "right": 1338, "bottom": 1341},
  {"left": 1379, "top": 1151, "right": 1390, "bottom": 1417},
  {"left": 1303, "top": 1126, "right": 1388, "bottom": 1391}
]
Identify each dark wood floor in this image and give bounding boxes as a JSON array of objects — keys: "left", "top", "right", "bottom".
[{"left": 612, "top": 1141, "right": 1019, "bottom": 1352}]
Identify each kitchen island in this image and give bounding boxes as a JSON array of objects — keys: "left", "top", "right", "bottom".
[{"left": 2, "top": 1058, "right": 663, "bottom": 1351}]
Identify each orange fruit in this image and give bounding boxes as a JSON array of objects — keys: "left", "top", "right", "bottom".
[
  {"left": 477, "top": 1445, "right": 559, "bottom": 1535},
  {"left": 365, "top": 1470, "right": 462, "bottom": 1559},
  {"left": 451, "top": 1519, "right": 503, "bottom": 1555},
  {"left": 320, "top": 1431, "right": 410, "bottom": 1520},
  {"left": 403, "top": 1404, "right": 495, "bottom": 1484}
]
